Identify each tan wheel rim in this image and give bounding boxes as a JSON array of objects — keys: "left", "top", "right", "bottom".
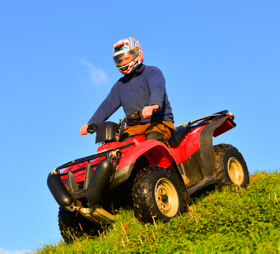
[
  {"left": 227, "top": 157, "right": 244, "bottom": 185},
  {"left": 154, "top": 178, "right": 179, "bottom": 217}
]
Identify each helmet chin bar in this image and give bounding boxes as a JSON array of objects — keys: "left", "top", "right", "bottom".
[
  {"left": 117, "top": 59, "right": 141, "bottom": 75},
  {"left": 118, "top": 63, "right": 130, "bottom": 72}
]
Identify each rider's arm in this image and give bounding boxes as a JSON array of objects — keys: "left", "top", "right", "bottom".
[
  {"left": 88, "top": 83, "right": 121, "bottom": 124},
  {"left": 80, "top": 83, "right": 121, "bottom": 135},
  {"left": 145, "top": 67, "right": 166, "bottom": 110}
]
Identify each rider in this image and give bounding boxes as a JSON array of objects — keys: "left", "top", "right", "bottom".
[{"left": 80, "top": 37, "right": 176, "bottom": 146}]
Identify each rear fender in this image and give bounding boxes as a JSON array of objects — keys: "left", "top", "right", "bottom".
[
  {"left": 178, "top": 116, "right": 232, "bottom": 182},
  {"left": 199, "top": 116, "right": 234, "bottom": 177}
]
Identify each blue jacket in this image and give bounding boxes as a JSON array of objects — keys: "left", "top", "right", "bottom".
[{"left": 88, "top": 64, "right": 174, "bottom": 125}]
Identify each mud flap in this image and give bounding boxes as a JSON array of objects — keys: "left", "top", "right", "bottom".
[{"left": 199, "top": 116, "right": 227, "bottom": 177}]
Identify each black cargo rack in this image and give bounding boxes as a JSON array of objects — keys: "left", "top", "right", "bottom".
[{"left": 55, "top": 142, "right": 135, "bottom": 172}]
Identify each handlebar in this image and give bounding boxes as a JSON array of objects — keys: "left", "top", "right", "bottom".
[
  {"left": 87, "top": 108, "right": 159, "bottom": 134},
  {"left": 126, "top": 109, "right": 159, "bottom": 123}
]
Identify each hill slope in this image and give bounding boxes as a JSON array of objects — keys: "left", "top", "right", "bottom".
[{"left": 35, "top": 171, "right": 280, "bottom": 253}]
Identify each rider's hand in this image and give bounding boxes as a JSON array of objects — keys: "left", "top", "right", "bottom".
[
  {"left": 142, "top": 104, "right": 159, "bottom": 118},
  {"left": 80, "top": 124, "right": 89, "bottom": 136}
]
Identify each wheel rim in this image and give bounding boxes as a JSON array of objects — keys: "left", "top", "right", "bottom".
[
  {"left": 227, "top": 157, "right": 244, "bottom": 185},
  {"left": 154, "top": 178, "right": 179, "bottom": 217}
]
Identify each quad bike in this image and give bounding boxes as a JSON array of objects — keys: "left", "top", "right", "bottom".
[{"left": 47, "top": 110, "right": 249, "bottom": 242}]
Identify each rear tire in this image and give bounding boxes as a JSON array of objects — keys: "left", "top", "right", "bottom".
[
  {"left": 58, "top": 208, "right": 101, "bottom": 243},
  {"left": 132, "top": 166, "right": 184, "bottom": 224},
  {"left": 214, "top": 144, "right": 249, "bottom": 188}
]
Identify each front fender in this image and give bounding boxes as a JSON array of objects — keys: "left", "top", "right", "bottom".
[
  {"left": 117, "top": 140, "right": 174, "bottom": 170},
  {"left": 108, "top": 140, "right": 174, "bottom": 190}
]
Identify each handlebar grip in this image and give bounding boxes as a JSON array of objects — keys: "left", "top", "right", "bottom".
[
  {"left": 87, "top": 123, "right": 98, "bottom": 134},
  {"left": 127, "top": 108, "right": 160, "bottom": 123},
  {"left": 131, "top": 108, "right": 159, "bottom": 118}
]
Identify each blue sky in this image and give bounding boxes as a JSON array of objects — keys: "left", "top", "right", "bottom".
[{"left": 0, "top": 0, "right": 279, "bottom": 253}]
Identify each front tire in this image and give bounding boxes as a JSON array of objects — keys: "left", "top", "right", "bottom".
[
  {"left": 214, "top": 144, "right": 249, "bottom": 188},
  {"left": 58, "top": 208, "right": 101, "bottom": 243},
  {"left": 132, "top": 166, "right": 184, "bottom": 224}
]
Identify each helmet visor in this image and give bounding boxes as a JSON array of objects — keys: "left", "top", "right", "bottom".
[{"left": 113, "top": 47, "right": 140, "bottom": 67}]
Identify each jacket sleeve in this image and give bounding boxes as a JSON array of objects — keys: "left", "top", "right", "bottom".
[
  {"left": 87, "top": 83, "right": 121, "bottom": 124},
  {"left": 146, "top": 67, "right": 166, "bottom": 109}
]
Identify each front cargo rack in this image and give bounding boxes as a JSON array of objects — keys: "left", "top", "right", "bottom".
[{"left": 55, "top": 142, "right": 135, "bottom": 172}]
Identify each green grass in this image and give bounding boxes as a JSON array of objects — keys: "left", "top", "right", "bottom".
[{"left": 34, "top": 170, "right": 280, "bottom": 253}]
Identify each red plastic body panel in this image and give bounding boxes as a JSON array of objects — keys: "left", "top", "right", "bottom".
[
  {"left": 59, "top": 117, "right": 236, "bottom": 183},
  {"left": 61, "top": 161, "right": 89, "bottom": 181},
  {"left": 61, "top": 135, "right": 145, "bottom": 183},
  {"left": 171, "top": 125, "right": 205, "bottom": 164},
  {"left": 116, "top": 140, "right": 174, "bottom": 170},
  {"left": 96, "top": 135, "right": 145, "bottom": 153}
]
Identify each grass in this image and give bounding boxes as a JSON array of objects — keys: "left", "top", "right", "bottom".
[{"left": 33, "top": 170, "right": 280, "bottom": 253}]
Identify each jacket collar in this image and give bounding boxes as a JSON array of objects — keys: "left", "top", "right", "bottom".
[{"left": 121, "top": 64, "right": 146, "bottom": 83}]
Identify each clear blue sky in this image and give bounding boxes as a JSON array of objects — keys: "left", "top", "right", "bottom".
[{"left": 0, "top": 1, "right": 279, "bottom": 253}]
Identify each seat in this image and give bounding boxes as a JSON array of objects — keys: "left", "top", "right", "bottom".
[{"left": 168, "top": 126, "right": 191, "bottom": 148}]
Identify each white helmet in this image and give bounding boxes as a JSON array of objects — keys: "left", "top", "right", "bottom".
[{"left": 112, "top": 37, "right": 144, "bottom": 75}]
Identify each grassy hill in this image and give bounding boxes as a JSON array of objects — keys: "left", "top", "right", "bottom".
[{"left": 34, "top": 170, "right": 280, "bottom": 253}]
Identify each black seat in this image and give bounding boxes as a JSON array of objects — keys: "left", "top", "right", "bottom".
[{"left": 168, "top": 126, "right": 191, "bottom": 148}]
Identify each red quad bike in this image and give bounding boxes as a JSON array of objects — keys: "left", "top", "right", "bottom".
[{"left": 47, "top": 110, "right": 249, "bottom": 243}]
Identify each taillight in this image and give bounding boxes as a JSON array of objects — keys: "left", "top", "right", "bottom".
[{"left": 226, "top": 113, "right": 235, "bottom": 120}]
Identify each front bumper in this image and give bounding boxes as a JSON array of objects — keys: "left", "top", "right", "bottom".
[{"left": 47, "top": 143, "right": 134, "bottom": 224}]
